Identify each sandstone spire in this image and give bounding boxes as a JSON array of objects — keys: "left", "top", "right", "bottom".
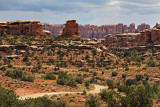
[{"left": 61, "top": 20, "right": 81, "bottom": 39}]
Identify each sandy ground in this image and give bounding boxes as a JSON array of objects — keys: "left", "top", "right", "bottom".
[{"left": 19, "top": 84, "right": 108, "bottom": 100}]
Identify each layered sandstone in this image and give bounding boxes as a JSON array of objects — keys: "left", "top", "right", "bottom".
[
  {"left": 137, "top": 23, "right": 150, "bottom": 32},
  {"left": 43, "top": 23, "right": 150, "bottom": 39},
  {"left": 135, "top": 26, "right": 160, "bottom": 44},
  {"left": 102, "top": 33, "right": 139, "bottom": 47},
  {"left": 0, "top": 20, "right": 50, "bottom": 36},
  {"left": 61, "top": 20, "right": 81, "bottom": 39}
]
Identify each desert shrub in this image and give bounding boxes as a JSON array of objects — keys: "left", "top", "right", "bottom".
[
  {"left": 5, "top": 69, "right": 23, "bottom": 79},
  {"left": 31, "top": 66, "right": 39, "bottom": 73},
  {"left": 118, "top": 84, "right": 127, "bottom": 92},
  {"left": 8, "top": 64, "right": 13, "bottom": 68},
  {"left": 93, "top": 72, "right": 97, "bottom": 76},
  {"left": 146, "top": 75, "right": 149, "bottom": 80},
  {"left": 85, "top": 81, "right": 90, "bottom": 89},
  {"left": 44, "top": 73, "right": 56, "bottom": 80},
  {"left": 56, "top": 72, "right": 77, "bottom": 87},
  {"left": 128, "top": 85, "right": 153, "bottom": 107},
  {"left": 112, "top": 71, "right": 117, "bottom": 77},
  {"left": 122, "top": 74, "right": 126, "bottom": 79},
  {"left": 102, "top": 71, "right": 104, "bottom": 74},
  {"left": 48, "top": 58, "right": 55, "bottom": 65},
  {"left": 124, "top": 51, "right": 131, "bottom": 57},
  {"left": 100, "top": 84, "right": 153, "bottom": 107},
  {"left": 67, "top": 78, "right": 77, "bottom": 87},
  {"left": 85, "top": 54, "right": 90, "bottom": 60},
  {"left": 136, "top": 74, "right": 143, "bottom": 81},
  {"left": 0, "top": 66, "right": 6, "bottom": 71},
  {"left": 106, "top": 79, "right": 115, "bottom": 89},
  {"left": 151, "top": 83, "right": 159, "bottom": 95},
  {"left": 5, "top": 69, "right": 35, "bottom": 82},
  {"left": 126, "top": 79, "right": 136, "bottom": 86},
  {"left": 89, "top": 77, "right": 97, "bottom": 83},
  {"left": 85, "top": 94, "right": 101, "bottom": 107},
  {"left": 25, "top": 61, "right": 32, "bottom": 66},
  {"left": 99, "top": 89, "right": 118, "bottom": 107},
  {"left": 22, "top": 75, "right": 35, "bottom": 82},
  {"left": 147, "top": 59, "right": 156, "bottom": 67},
  {"left": 82, "top": 89, "right": 87, "bottom": 95},
  {"left": 78, "top": 61, "right": 84, "bottom": 67},
  {"left": 23, "top": 54, "right": 29, "bottom": 62},
  {"left": 125, "top": 67, "right": 129, "bottom": 71},
  {"left": 75, "top": 76, "right": 84, "bottom": 84},
  {"left": 0, "top": 86, "right": 20, "bottom": 107},
  {"left": 57, "top": 78, "right": 67, "bottom": 85},
  {"left": 91, "top": 48, "right": 97, "bottom": 57}
]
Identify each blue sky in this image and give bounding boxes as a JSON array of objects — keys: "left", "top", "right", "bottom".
[{"left": 0, "top": 0, "right": 160, "bottom": 27}]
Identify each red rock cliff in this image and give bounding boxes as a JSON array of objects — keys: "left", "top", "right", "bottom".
[
  {"left": 135, "top": 25, "right": 160, "bottom": 44},
  {"left": 0, "top": 20, "right": 50, "bottom": 36},
  {"left": 43, "top": 23, "right": 150, "bottom": 39},
  {"left": 61, "top": 20, "right": 81, "bottom": 39}
]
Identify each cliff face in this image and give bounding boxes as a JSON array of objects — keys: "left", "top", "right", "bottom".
[
  {"left": 43, "top": 23, "right": 150, "bottom": 39},
  {"left": 61, "top": 20, "right": 81, "bottom": 39},
  {"left": 102, "top": 33, "right": 139, "bottom": 47},
  {"left": 135, "top": 26, "right": 160, "bottom": 44},
  {"left": 0, "top": 20, "right": 50, "bottom": 36}
]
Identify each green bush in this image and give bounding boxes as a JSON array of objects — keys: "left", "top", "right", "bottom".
[
  {"left": 122, "top": 74, "right": 126, "bottom": 79},
  {"left": 99, "top": 89, "right": 118, "bottom": 107},
  {"left": 5, "top": 69, "right": 35, "bottom": 82},
  {"left": 93, "top": 72, "right": 97, "bottom": 76},
  {"left": 118, "top": 84, "right": 127, "bottom": 92},
  {"left": 106, "top": 79, "right": 115, "bottom": 89},
  {"left": 112, "top": 71, "right": 117, "bottom": 77},
  {"left": 56, "top": 72, "right": 77, "bottom": 87},
  {"left": 44, "top": 73, "right": 56, "bottom": 80},
  {"left": 22, "top": 75, "right": 35, "bottom": 82},
  {"left": 126, "top": 79, "right": 136, "bottom": 86},
  {"left": 25, "top": 61, "right": 32, "bottom": 66},
  {"left": 48, "top": 58, "right": 55, "bottom": 64},
  {"left": 125, "top": 67, "right": 129, "bottom": 71},
  {"left": 85, "top": 94, "right": 101, "bottom": 107},
  {"left": 147, "top": 59, "right": 156, "bottom": 67},
  {"left": 75, "top": 76, "right": 84, "bottom": 84},
  {"left": 136, "top": 75, "right": 143, "bottom": 81},
  {"left": 0, "top": 66, "right": 6, "bottom": 71},
  {"left": 85, "top": 81, "right": 90, "bottom": 89}
]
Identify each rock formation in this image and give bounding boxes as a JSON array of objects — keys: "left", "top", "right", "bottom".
[
  {"left": 43, "top": 23, "right": 64, "bottom": 36},
  {"left": 137, "top": 23, "right": 150, "bottom": 32},
  {"left": 61, "top": 20, "right": 81, "bottom": 39},
  {"left": 135, "top": 26, "right": 160, "bottom": 44},
  {"left": 0, "top": 20, "right": 50, "bottom": 36},
  {"left": 102, "top": 33, "right": 139, "bottom": 47},
  {"left": 43, "top": 23, "right": 150, "bottom": 39}
]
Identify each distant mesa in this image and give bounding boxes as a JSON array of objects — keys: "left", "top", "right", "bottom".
[
  {"left": 61, "top": 19, "right": 81, "bottom": 39},
  {"left": 0, "top": 20, "right": 51, "bottom": 36}
]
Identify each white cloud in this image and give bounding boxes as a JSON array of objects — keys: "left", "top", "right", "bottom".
[{"left": 0, "top": 0, "right": 160, "bottom": 27}]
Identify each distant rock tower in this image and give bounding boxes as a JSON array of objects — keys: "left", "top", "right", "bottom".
[{"left": 61, "top": 20, "right": 81, "bottom": 39}]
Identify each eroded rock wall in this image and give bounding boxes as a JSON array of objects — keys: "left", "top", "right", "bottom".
[
  {"left": 43, "top": 23, "right": 150, "bottom": 39},
  {"left": 0, "top": 20, "right": 49, "bottom": 36}
]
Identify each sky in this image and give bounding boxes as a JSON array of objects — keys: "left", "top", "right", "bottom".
[{"left": 0, "top": 0, "right": 160, "bottom": 27}]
